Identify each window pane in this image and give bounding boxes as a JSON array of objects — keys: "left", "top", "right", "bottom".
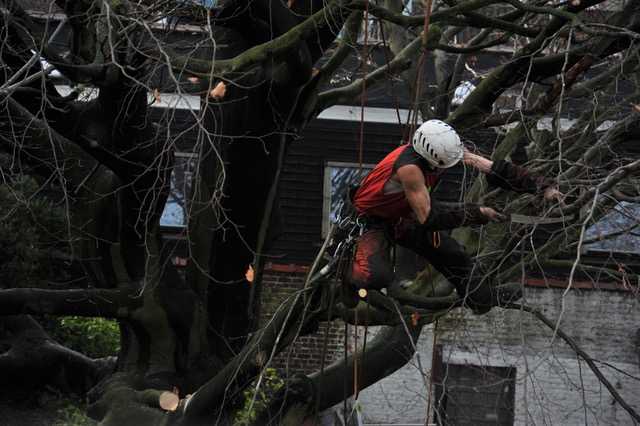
[
  {"left": 160, "top": 154, "right": 197, "bottom": 228},
  {"left": 435, "top": 364, "right": 516, "bottom": 426},
  {"left": 322, "top": 163, "right": 373, "bottom": 236}
]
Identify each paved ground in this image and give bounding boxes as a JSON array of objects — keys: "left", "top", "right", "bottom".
[{"left": 0, "top": 395, "right": 95, "bottom": 426}]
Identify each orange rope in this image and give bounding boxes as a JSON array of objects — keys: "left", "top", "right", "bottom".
[
  {"left": 351, "top": 0, "right": 435, "bottom": 410},
  {"left": 433, "top": 231, "right": 441, "bottom": 248},
  {"left": 353, "top": 302, "right": 359, "bottom": 398}
]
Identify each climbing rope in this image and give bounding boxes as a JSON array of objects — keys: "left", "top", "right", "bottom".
[
  {"left": 350, "top": 0, "right": 371, "bottom": 413},
  {"left": 421, "top": 0, "right": 440, "bottom": 414},
  {"left": 338, "top": 0, "right": 439, "bottom": 420},
  {"left": 305, "top": 0, "right": 443, "bottom": 420},
  {"left": 425, "top": 319, "right": 439, "bottom": 423},
  {"left": 357, "top": 0, "right": 370, "bottom": 174},
  {"left": 311, "top": 213, "right": 363, "bottom": 420},
  {"left": 378, "top": 18, "right": 404, "bottom": 130},
  {"left": 407, "top": 3, "right": 442, "bottom": 420},
  {"left": 405, "top": 0, "right": 434, "bottom": 142}
]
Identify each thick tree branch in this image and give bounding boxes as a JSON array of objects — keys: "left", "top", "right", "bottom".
[
  {"left": 350, "top": 0, "right": 511, "bottom": 28},
  {"left": 542, "top": 259, "right": 636, "bottom": 281},
  {"left": 502, "top": 0, "right": 581, "bottom": 23},
  {"left": 0, "top": 315, "right": 115, "bottom": 395},
  {"left": 457, "top": 8, "right": 536, "bottom": 37},
  {"left": 0, "top": 287, "right": 140, "bottom": 318},
  {"left": 434, "top": 32, "right": 513, "bottom": 53},
  {"left": 317, "top": 10, "right": 364, "bottom": 87},
  {"left": 181, "top": 286, "right": 323, "bottom": 422},
  {"left": 449, "top": 0, "right": 612, "bottom": 128},
  {"left": 169, "top": 0, "right": 350, "bottom": 79},
  {"left": 311, "top": 322, "right": 423, "bottom": 410},
  {"left": 479, "top": 53, "right": 598, "bottom": 127},
  {"left": 2, "top": 1, "right": 111, "bottom": 83},
  {"left": 316, "top": 25, "right": 441, "bottom": 112},
  {"left": 332, "top": 303, "right": 402, "bottom": 326},
  {"left": 569, "top": 46, "right": 640, "bottom": 98},
  {"left": 171, "top": 0, "right": 538, "bottom": 82},
  {"left": 1, "top": 97, "right": 129, "bottom": 183},
  {"left": 254, "top": 322, "right": 424, "bottom": 424}
]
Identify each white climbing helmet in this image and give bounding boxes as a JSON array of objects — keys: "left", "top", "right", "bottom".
[{"left": 412, "top": 119, "right": 463, "bottom": 168}]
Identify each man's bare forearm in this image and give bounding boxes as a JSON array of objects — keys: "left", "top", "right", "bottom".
[
  {"left": 462, "top": 150, "right": 493, "bottom": 173},
  {"left": 406, "top": 189, "right": 431, "bottom": 224}
]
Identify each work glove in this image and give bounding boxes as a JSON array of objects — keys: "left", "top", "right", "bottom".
[{"left": 421, "top": 201, "right": 506, "bottom": 229}]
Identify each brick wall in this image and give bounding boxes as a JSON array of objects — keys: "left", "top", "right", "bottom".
[
  {"left": 355, "top": 286, "right": 640, "bottom": 425},
  {"left": 260, "top": 267, "right": 346, "bottom": 376}
]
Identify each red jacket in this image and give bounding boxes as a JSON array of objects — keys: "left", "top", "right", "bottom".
[{"left": 353, "top": 145, "right": 438, "bottom": 220}]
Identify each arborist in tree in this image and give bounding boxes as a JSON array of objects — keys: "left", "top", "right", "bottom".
[{"left": 347, "top": 119, "right": 562, "bottom": 312}]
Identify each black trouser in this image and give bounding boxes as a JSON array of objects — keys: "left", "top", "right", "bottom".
[{"left": 348, "top": 218, "right": 493, "bottom": 308}]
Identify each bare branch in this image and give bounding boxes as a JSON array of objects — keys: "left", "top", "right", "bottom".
[
  {"left": 1, "top": 97, "right": 130, "bottom": 181},
  {"left": 449, "top": 0, "right": 614, "bottom": 128},
  {"left": 508, "top": 303, "right": 640, "bottom": 423},
  {"left": 434, "top": 32, "right": 513, "bottom": 53},
  {"left": 560, "top": 158, "right": 640, "bottom": 215},
  {"left": 316, "top": 25, "right": 440, "bottom": 111}
]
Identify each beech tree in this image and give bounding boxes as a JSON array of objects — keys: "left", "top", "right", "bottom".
[{"left": 1, "top": 0, "right": 639, "bottom": 424}]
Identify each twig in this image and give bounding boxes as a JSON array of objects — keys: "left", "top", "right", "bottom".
[{"left": 507, "top": 303, "right": 640, "bottom": 423}]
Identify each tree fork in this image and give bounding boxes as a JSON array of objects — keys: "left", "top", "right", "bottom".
[
  {"left": 256, "top": 323, "right": 424, "bottom": 424},
  {"left": 181, "top": 284, "right": 326, "bottom": 423},
  {"left": 0, "top": 315, "right": 115, "bottom": 397}
]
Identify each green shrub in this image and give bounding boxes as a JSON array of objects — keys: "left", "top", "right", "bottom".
[
  {"left": 233, "top": 368, "right": 284, "bottom": 426},
  {"left": 47, "top": 316, "right": 120, "bottom": 358},
  {"left": 54, "top": 400, "right": 96, "bottom": 426}
]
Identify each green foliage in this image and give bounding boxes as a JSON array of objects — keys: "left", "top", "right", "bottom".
[
  {"left": 47, "top": 316, "right": 120, "bottom": 358},
  {"left": 53, "top": 400, "right": 96, "bottom": 426},
  {"left": 233, "top": 368, "right": 284, "bottom": 426},
  {"left": 0, "top": 175, "right": 66, "bottom": 287},
  {"left": 1, "top": 176, "right": 119, "bottom": 356}
]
